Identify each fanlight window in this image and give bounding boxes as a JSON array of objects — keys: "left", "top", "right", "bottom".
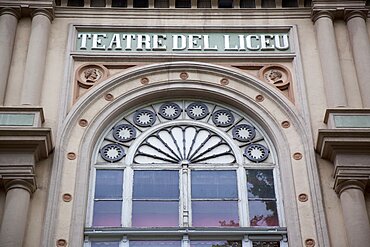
[{"left": 86, "top": 100, "right": 287, "bottom": 247}]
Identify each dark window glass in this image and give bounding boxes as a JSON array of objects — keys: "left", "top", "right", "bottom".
[
  {"left": 95, "top": 170, "right": 123, "bottom": 199},
  {"left": 192, "top": 171, "right": 238, "bottom": 199},
  {"left": 240, "top": 0, "right": 255, "bottom": 8},
  {"left": 155, "top": 0, "right": 169, "bottom": 7},
  {"left": 261, "top": 0, "right": 275, "bottom": 8},
  {"left": 304, "top": 0, "right": 311, "bottom": 7},
  {"left": 218, "top": 0, "right": 233, "bottom": 8},
  {"left": 91, "top": 0, "right": 106, "bottom": 6},
  {"left": 91, "top": 241, "right": 120, "bottom": 247},
  {"left": 198, "top": 0, "right": 211, "bottom": 8},
  {"left": 132, "top": 201, "right": 179, "bottom": 227},
  {"left": 192, "top": 171, "right": 238, "bottom": 227},
  {"left": 55, "top": 0, "right": 61, "bottom": 6},
  {"left": 247, "top": 170, "right": 275, "bottom": 199},
  {"left": 367, "top": 0, "right": 370, "bottom": 6},
  {"left": 192, "top": 201, "right": 239, "bottom": 227},
  {"left": 191, "top": 240, "right": 242, "bottom": 247},
  {"left": 247, "top": 169, "right": 278, "bottom": 226},
  {"left": 282, "top": 0, "right": 297, "bottom": 7},
  {"left": 133, "top": 0, "right": 149, "bottom": 7},
  {"left": 133, "top": 170, "right": 179, "bottom": 199},
  {"left": 252, "top": 241, "right": 280, "bottom": 247},
  {"left": 132, "top": 170, "right": 179, "bottom": 227},
  {"left": 130, "top": 241, "right": 182, "bottom": 247},
  {"left": 93, "top": 201, "right": 122, "bottom": 226},
  {"left": 112, "top": 0, "right": 127, "bottom": 7},
  {"left": 67, "top": 0, "right": 84, "bottom": 6},
  {"left": 176, "top": 0, "right": 191, "bottom": 8}
]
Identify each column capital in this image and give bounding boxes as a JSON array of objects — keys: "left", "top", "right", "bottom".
[
  {"left": 4, "top": 178, "right": 36, "bottom": 193},
  {"left": 311, "top": 9, "right": 335, "bottom": 22},
  {"left": 344, "top": 8, "right": 368, "bottom": 22},
  {"left": 335, "top": 179, "right": 367, "bottom": 195},
  {"left": 30, "top": 8, "right": 54, "bottom": 22},
  {"left": 0, "top": 7, "right": 21, "bottom": 19}
]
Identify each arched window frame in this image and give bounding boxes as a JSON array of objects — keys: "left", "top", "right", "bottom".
[{"left": 85, "top": 100, "right": 287, "bottom": 247}]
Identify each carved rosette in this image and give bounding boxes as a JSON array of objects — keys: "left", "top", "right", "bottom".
[
  {"left": 74, "top": 64, "right": 109, "bottom": 101},
  {"left": 258, "top": 65, "right": 294, "bottom": 102}
]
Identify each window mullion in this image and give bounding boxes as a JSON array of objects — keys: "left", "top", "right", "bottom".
[
  {"left": 122, "top": 167, "right": 133, "bottom": 227},
  {"left": 238, "top": 166, "right": 248, "bottom": 227},
  {"left": 181, "top": 165, "right": 190, "bottom": 227}
]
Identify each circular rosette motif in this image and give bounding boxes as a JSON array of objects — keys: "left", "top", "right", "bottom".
[
  {"left": 232, "top": 124, "right": 256, "bottom": 142},
  {"left": 186, "top": 102, "right": 209, "bottom": 120},
  {"left": 113, "top": 124, "right": 136, "bottom": 142},
  {"left": 212, "top": 109, "right": 235, "bottom": 127},
  {"left": 158, "top": 102, "right": 182, "bottom": 120},
  {"left": 100, "top": 144, "right": 125, "bottom": 162},
  {"left": 133, "top": 109, "right": 156, "bottom": 127},
  {"left": 244, "top": 144, "right": 269, "bottom": 162}
]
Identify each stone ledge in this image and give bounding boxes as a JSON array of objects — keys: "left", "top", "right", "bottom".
[
  {"left": 316, "top": 129, "right": 370, "bottom": 161},
  {"left": 0, "top": 127, "right": 53, "bottom": 161}
]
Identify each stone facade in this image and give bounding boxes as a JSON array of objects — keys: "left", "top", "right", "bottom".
[{"left": 0, "top": 0, "right": 370, "bottom": 246}]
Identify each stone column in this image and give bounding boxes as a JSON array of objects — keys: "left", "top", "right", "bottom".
[
  {"left": 336, "top": 180, "right": 370, "bottom": 247},
  {"left": 312, "top": 11, "right": 347, "bottom": 107},
  {"left": 0, "top": 8, "right": 20, "bottom": 105},
  {"left": 20, "top": 9, "right": 53, "bottom": 106},
  {"left": 0, "top": 180, "right": 34, "bottom": 247},
  {"left": 345, "top": 9, "right": 370, "bottom": 107}
]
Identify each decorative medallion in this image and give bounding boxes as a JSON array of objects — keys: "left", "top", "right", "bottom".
[
  {"left": 133, "top": 109, "right": 156, "bottom": 127},
  {"left": 232, "top": 124, "right": 256, "bottom": 142},
  {"left": 212, "top": 109, "right": 235, "bottom": 127},
  {"left": 186, "top": 102, "right": 209, "bottom": 120},
  {"left": 135, "top": 125, "right": 235, "bottom": 164},
  {"left": 100, "top": 144, "right": 125, "bottom": 162},
  {"left": 113, "top": 124, "right": 136, "bottom": 142},
  {"left": 158, "top": 102, "right": 182, "bottom": 120},
  {"left": 76, "top": 64, "right": 108, "bottom": 89},
  {"left": 244, "top": 144, "right": 269, "bottom": 162}
]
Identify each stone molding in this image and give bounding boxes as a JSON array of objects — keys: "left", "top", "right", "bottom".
[
  {"left": 0, "top": 7, "right": 21, "bottom": 19},
  {"left": 0, "top": 127, "right": 53, "bottom": 192},
  {"left": 0, "top": 0, "right": 54, "bottom": 19},
  {"left": 311, "top": 0, "right": 367, "bottom": 21}
]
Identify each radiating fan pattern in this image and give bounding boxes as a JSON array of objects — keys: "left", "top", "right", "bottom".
[{"left": 134, "top": 125, "right": 236, "bottom": 164}]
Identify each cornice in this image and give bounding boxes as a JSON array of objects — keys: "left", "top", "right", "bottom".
[
  {"left": 311, "top": 0, "right": 367, "bottom": 21},
  {"left": 0, "top": 127, "right": 53, "bottom": 161},
  {"left": 0, "top": 0, "right": 54, "bottom": 19},
  {"left": 316, "top": 129, "right": 370, "bottom": 161}
]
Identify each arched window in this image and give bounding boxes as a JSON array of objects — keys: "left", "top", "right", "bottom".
[{"left": 85, "top": 100, "right": 287, "bottom": 247}]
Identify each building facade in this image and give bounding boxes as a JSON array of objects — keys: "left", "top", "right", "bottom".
[{"left": 0, "top": 0, "right": 370, "bottom": 246}]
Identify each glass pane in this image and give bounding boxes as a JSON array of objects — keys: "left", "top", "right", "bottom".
[
  {"left": 91, "top": 242, "right": 120, "bottom": 247},
  {"left": 249, "top": 201, "right": 279, "bottom": 226},
  {"left": 192, "top": 171, "right": 237, "bottom": 199},
  {"left": 132, "top": 201, "right": 179, "bottom": 227},
  {"left": 191, "top": 240, "right": 242, "bottom": 247},
  {"left": 130, "top": 241, "right": 181, "bottom": 247},
  {"left": 247, "top": 170, "right": 275, "bottom": 199},
  {"left": 95, "top": 170, "right": 123, "bottom": 199},
  {"left": 192, "top": 201, "right": 239, "bottom": 227},
  {"left": 252, "top": 241, "right": 280, "bottom": 247},
  {"left": 133, "top": 171, "right": 179, "bottom": 199},
  {"left": 93, "top": 201, "right": 122, "bottom": 227}
]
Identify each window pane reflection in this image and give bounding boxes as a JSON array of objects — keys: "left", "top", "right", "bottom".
[
  {"left": 192, "top": 201, "right": 239, "bottom": 227},
  {"left": 93, "top": 201, "right": 122, "bottom": 226},
  {"left": 130, "top": 241, "right": 181, "bottom": 247},
  {"left": 95, "top": 170, "right": 123, "bottom": 199},
  {"left": 132, "top": 201, "right": 179, "bottom": 227},
  {"left": 191, "top": 240, "right": 242, "bottom": 247},
  {"left": 252, "top": 241, "right": 280, "bottom": 247},
  {"left": 249, "top": 201, "right": 279, "bottom": 226},
  {"left": 133, "top": 171, "right": 179, "bottom": 199},
  {"left": 192, "top": 171, "right": 238, "bottom": 199},
  {"left": 247, "top": 170, "right": 275, "bottom": 199},
  {"left": 91, "top": 242, "right": 120, "bottom": 247}
]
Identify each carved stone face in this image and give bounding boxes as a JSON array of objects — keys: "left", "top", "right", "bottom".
[
  {"left": 84, "top": 68, "right": 99, "bottom": 82},
  {"left": 268, "top": 70, "right": 283, "bottom": 81}
]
